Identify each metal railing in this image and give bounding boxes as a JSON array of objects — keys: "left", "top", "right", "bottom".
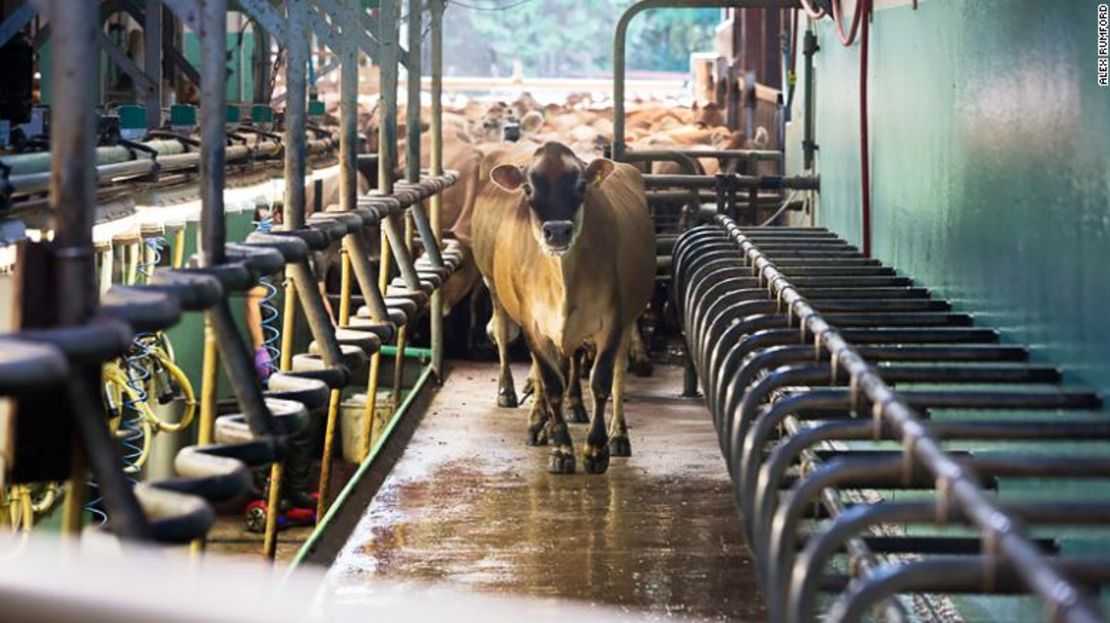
[{"left": 674, "top": 216, "right": 1110, "bottom": 622}]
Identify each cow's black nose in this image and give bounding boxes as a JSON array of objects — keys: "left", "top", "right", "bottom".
[{"left": 542, "top": 221, "right": 574, "bottom": 247}]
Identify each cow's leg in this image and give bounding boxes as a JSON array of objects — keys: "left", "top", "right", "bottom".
[
  {"left": 526, "top": 354, "right": 551, "bottom": 446},
  {"left": 490, "top": 296, "right": 517, "bottom": 408},
  {"left": 628, "top": 318, "right": 653, "bottom": 378},
  {"left": 521, "top": 359, "right": 537, "bottom": 402},
  {"left": 583, "top": 326, "right": 623, "bottom": 474},
  {"left": 527, "top": 336, "right": 574, "bottom": 474},
  {"left": 564, "top": 348, "right": 589, "bottom": 424},
  {"left": 609, "top": 327, "right": 634, "bottom": 457}
]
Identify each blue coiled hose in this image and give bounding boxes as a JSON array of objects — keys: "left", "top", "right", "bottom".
[
  {"left": 87, "top": 236, "right": 166, "bottom": 525},
  {"left": 254, "top": 213, "right": 281, "bottom": 379}
]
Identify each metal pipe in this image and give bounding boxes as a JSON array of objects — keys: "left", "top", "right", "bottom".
[
  {"left": 802, "top": 26, "right": 817, "bottom": 170},
  {"left": 405, "top": 0, "right": 422, "bottom": 184},
  {"left": 623, "top": 149, "right": 702, "bottom": 220},
  {"left": 644, "top": 173, "right": 819, "bottom": 191},
  {"left": 714, "top": 216, "right": 1107, "bottom": 623},
  {"left": 611, "top": 0, "right": 798, "bottom": 161},
  {"left": 377, "top": 0, "right": 399, "bottom": 196},
  {"left": 289, "top": 261, "right": 343, "bottom": 367},
  {"left": 44, "top": 0, "right": 153, "bottom": 542},
  {"left": 199, "top": 0, "right": 228, "bottom": 267},
  {"left": 144, "top": 0, "right": 162, "bottom": 129},
  {"left": 377, "top": 0, "right": 400, "bottom": 316},
  {"left": 338, "top": 0, "right": 358, "bottom": 217},
  {"left": 641, "top": 148, "right": 782, "bottom": 162},
  {"left": 428, "top": 0, "right": 446, "bottom": 376},
  {"left": 47, "top": 0, "right": 98, "bottom": 325},
  {"left": 647, "top": 191, "right": 792, "bottom": 205},
  {"left": 829, "top": 558, "right": 1110, "bottom": 623},
  {"left": 284, "top": 0, "right": 310, "bottom": 230}
]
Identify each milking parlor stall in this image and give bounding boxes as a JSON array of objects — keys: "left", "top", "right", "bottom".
[{"left": 1, "top": 1, "right": 1109, "bottom": 621}]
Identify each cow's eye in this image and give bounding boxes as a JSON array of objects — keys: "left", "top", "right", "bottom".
[
  {"left": 523, "top": 183, "right": 533, "bottom": 196},
  {"left": 575, "top": 179, "right": 587, "bottom": 196}
]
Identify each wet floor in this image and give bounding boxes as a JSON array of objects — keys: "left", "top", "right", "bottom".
[{"left": 326, "top": 362, "right": 767, "bottom": 622}]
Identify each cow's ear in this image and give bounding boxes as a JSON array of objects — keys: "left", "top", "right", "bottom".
[
  {"left": 584, "top": 158, "right": 615, "bottom": 188},
  {"left": 520, "top": 111, "right": 544, "bottom": 133},
  {"left": 490, "top": 164, "right": 526, "bottom": 192}
]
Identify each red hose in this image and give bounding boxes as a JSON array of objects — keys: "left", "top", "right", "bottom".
[
  {"left": 799, "top": 0, "right": 826, "bottom": 20},
  {"left": 858, "top": 0, "right": 872, "bottom": 256},
  {"left": 789, "top": 9, "right": 800, "bottom": 78},
  {"left": 832, "top": 0, "right": 865, "bottom": 47}
]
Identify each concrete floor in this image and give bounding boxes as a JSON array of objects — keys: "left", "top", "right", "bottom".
[{"left": 327, "top": 362, "right": 767, "bottom": 622}]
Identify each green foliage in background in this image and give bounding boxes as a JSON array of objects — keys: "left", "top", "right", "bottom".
[{"left": 442, "top": 0, "right": 719, "bottom": 77}]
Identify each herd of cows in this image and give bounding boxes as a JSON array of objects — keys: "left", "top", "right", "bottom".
[{"left": 318, "top": 94, "right": 759, "bottom": 474}]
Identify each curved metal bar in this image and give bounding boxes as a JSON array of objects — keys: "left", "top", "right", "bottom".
[
  {"left": 611, "top": 0, "right": 798, "bottom": 160},
  {"left": 827, "top": 558, "right": 1110, "bottom": 623},
  {"left": 714, "top": 215, "right": 1105, "bottom": 621},
  {"left": 792, "top": 499, "right": 1110, "bottom": 623}
]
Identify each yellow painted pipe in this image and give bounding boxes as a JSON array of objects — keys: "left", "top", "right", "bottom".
[
  {"left": 196, "top": 321, "right": 220, "bottom": 447},
  {"left": 316, "top": 388, "right": 342, "bottom": 520},
  {"left": 60, "top": 441, "right": 86, "bottom": 539},
  {"left": 280, "top": 275, "right": 297, "bottom": 372},
  {"left": 361, "top": 351, "right": 382, "bottom": 461},
  {"left": 262, "top": 461, "right": 283, "bottom": 560},
  {"left": 338, "top": 249, "right": 352, "bottom": 326}
]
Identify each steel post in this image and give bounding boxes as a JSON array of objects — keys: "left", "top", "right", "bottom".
[
  {"left": 428, "top": 0, "right": 445, "bottom": 376},
  {"left": 199, "top": 0, "right": 228, "bottom": 266},
  {"left": 45, "top": 0, "right": 153, "bottom": 541},
  {"left": 144, "top": 0, "right": 163, "bottom": 128},
  {"left": 284, "top": 0, "right": 310, "bottom": 230}
]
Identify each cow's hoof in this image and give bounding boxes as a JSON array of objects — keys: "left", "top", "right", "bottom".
[
  {"left": 497, "top": 390, "right": 518, "bottom": 409},
  {"left": 609, "top": 435, "right": 632, "bottom": 457},
  {"left": 567, "top": 401, "right": 589, "bottom": 424},
  {"left": 548, "top": 448, "right": 576, "bottom": 474},
  {"left": 526, "top": 423, "right": 549, "bottom": 447},
  {"left": 630, "top": 359, "right": 654, "bottom": 378},
  {"left": 583, "top": 445, "right": 610, "bottom": 474},
  {"left": 521, "top": 377, "right": 535, "bottom": 399}
]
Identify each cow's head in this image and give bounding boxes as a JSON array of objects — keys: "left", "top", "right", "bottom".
[{"left": 489, "top": 142, "right": 614, "bottom": 257}]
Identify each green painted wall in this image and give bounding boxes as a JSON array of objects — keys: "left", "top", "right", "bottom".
[
  {"left": 785, "top": 1, "right": 1110, "bottom": 619},
  {"left": 787, "top": 0, "right": 1110, "bottom": 394}
]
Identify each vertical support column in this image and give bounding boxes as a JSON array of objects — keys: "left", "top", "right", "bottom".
[
  {"left": 196, "top": 0, "right": 230, "bottom": 527},
  {"left": 377, "top": 0, "right": 399, "bottom": 198},
  {"left": 254, "top": 30, "right": 272, "bottom": 104},
  {"left": 338, "top": 0, "right": 358, "bottom": 219},
  {"left": 279, "top": 0, "right": 310, "bottom": 376},
  {"left": 199, "top": 0, "right": 228, "bottom": 267},
  {"left": 402, "top": 0, "right": 442, "bottom": 269},
  {"left": 428, "top": 0, "right": 445, "bottom": 376},
  {"left": 144, "top": 0, "right": 163, "bottom": 129},
  {"left": 404, "top": 0, "right": 421, "bottom": 185},
  {"left": 376, "top": 0, "right": 404, "bottom": 406},
  {"left": 284, "top": 0, "right": 310, "bottom": 230},
  {"left": 378, "top": 0, "right": 409, "bottom": 408},
  {"left": 46, "top": 0, "right": 153, "bottom": 542},
  {"left": 196, "top": 0, "right": 229, "bottom": 487},
  {"left": 49, "top": 0, "right": 98, "bottom": 319},
  {"left": 271, "top": 0, "right": 310, "bottom": 560},
  {"left": 337, "top": 0, "right": 359, "bottom": 326}
]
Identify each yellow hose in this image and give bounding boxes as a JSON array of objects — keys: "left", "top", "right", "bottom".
[
  {"left": 102, "top": 366, "right": 156, "bottom": 471},
  {"left": 145, "top": 346, "right": 197, "bottom": 433}
]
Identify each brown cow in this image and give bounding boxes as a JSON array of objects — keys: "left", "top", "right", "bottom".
[{"left": 472, "top": 141, "right": 654, "bottom": 474}]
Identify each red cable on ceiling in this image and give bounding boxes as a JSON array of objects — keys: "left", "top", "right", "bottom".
[
  {"left": 857, "top": 0, "right": 872, "bottom": 257},
  {"left": 797, "top": 0, "right": 874, "bottom": 255},
  {"left": 832, "top": 0, "right": 867, "bottom": 46}
]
